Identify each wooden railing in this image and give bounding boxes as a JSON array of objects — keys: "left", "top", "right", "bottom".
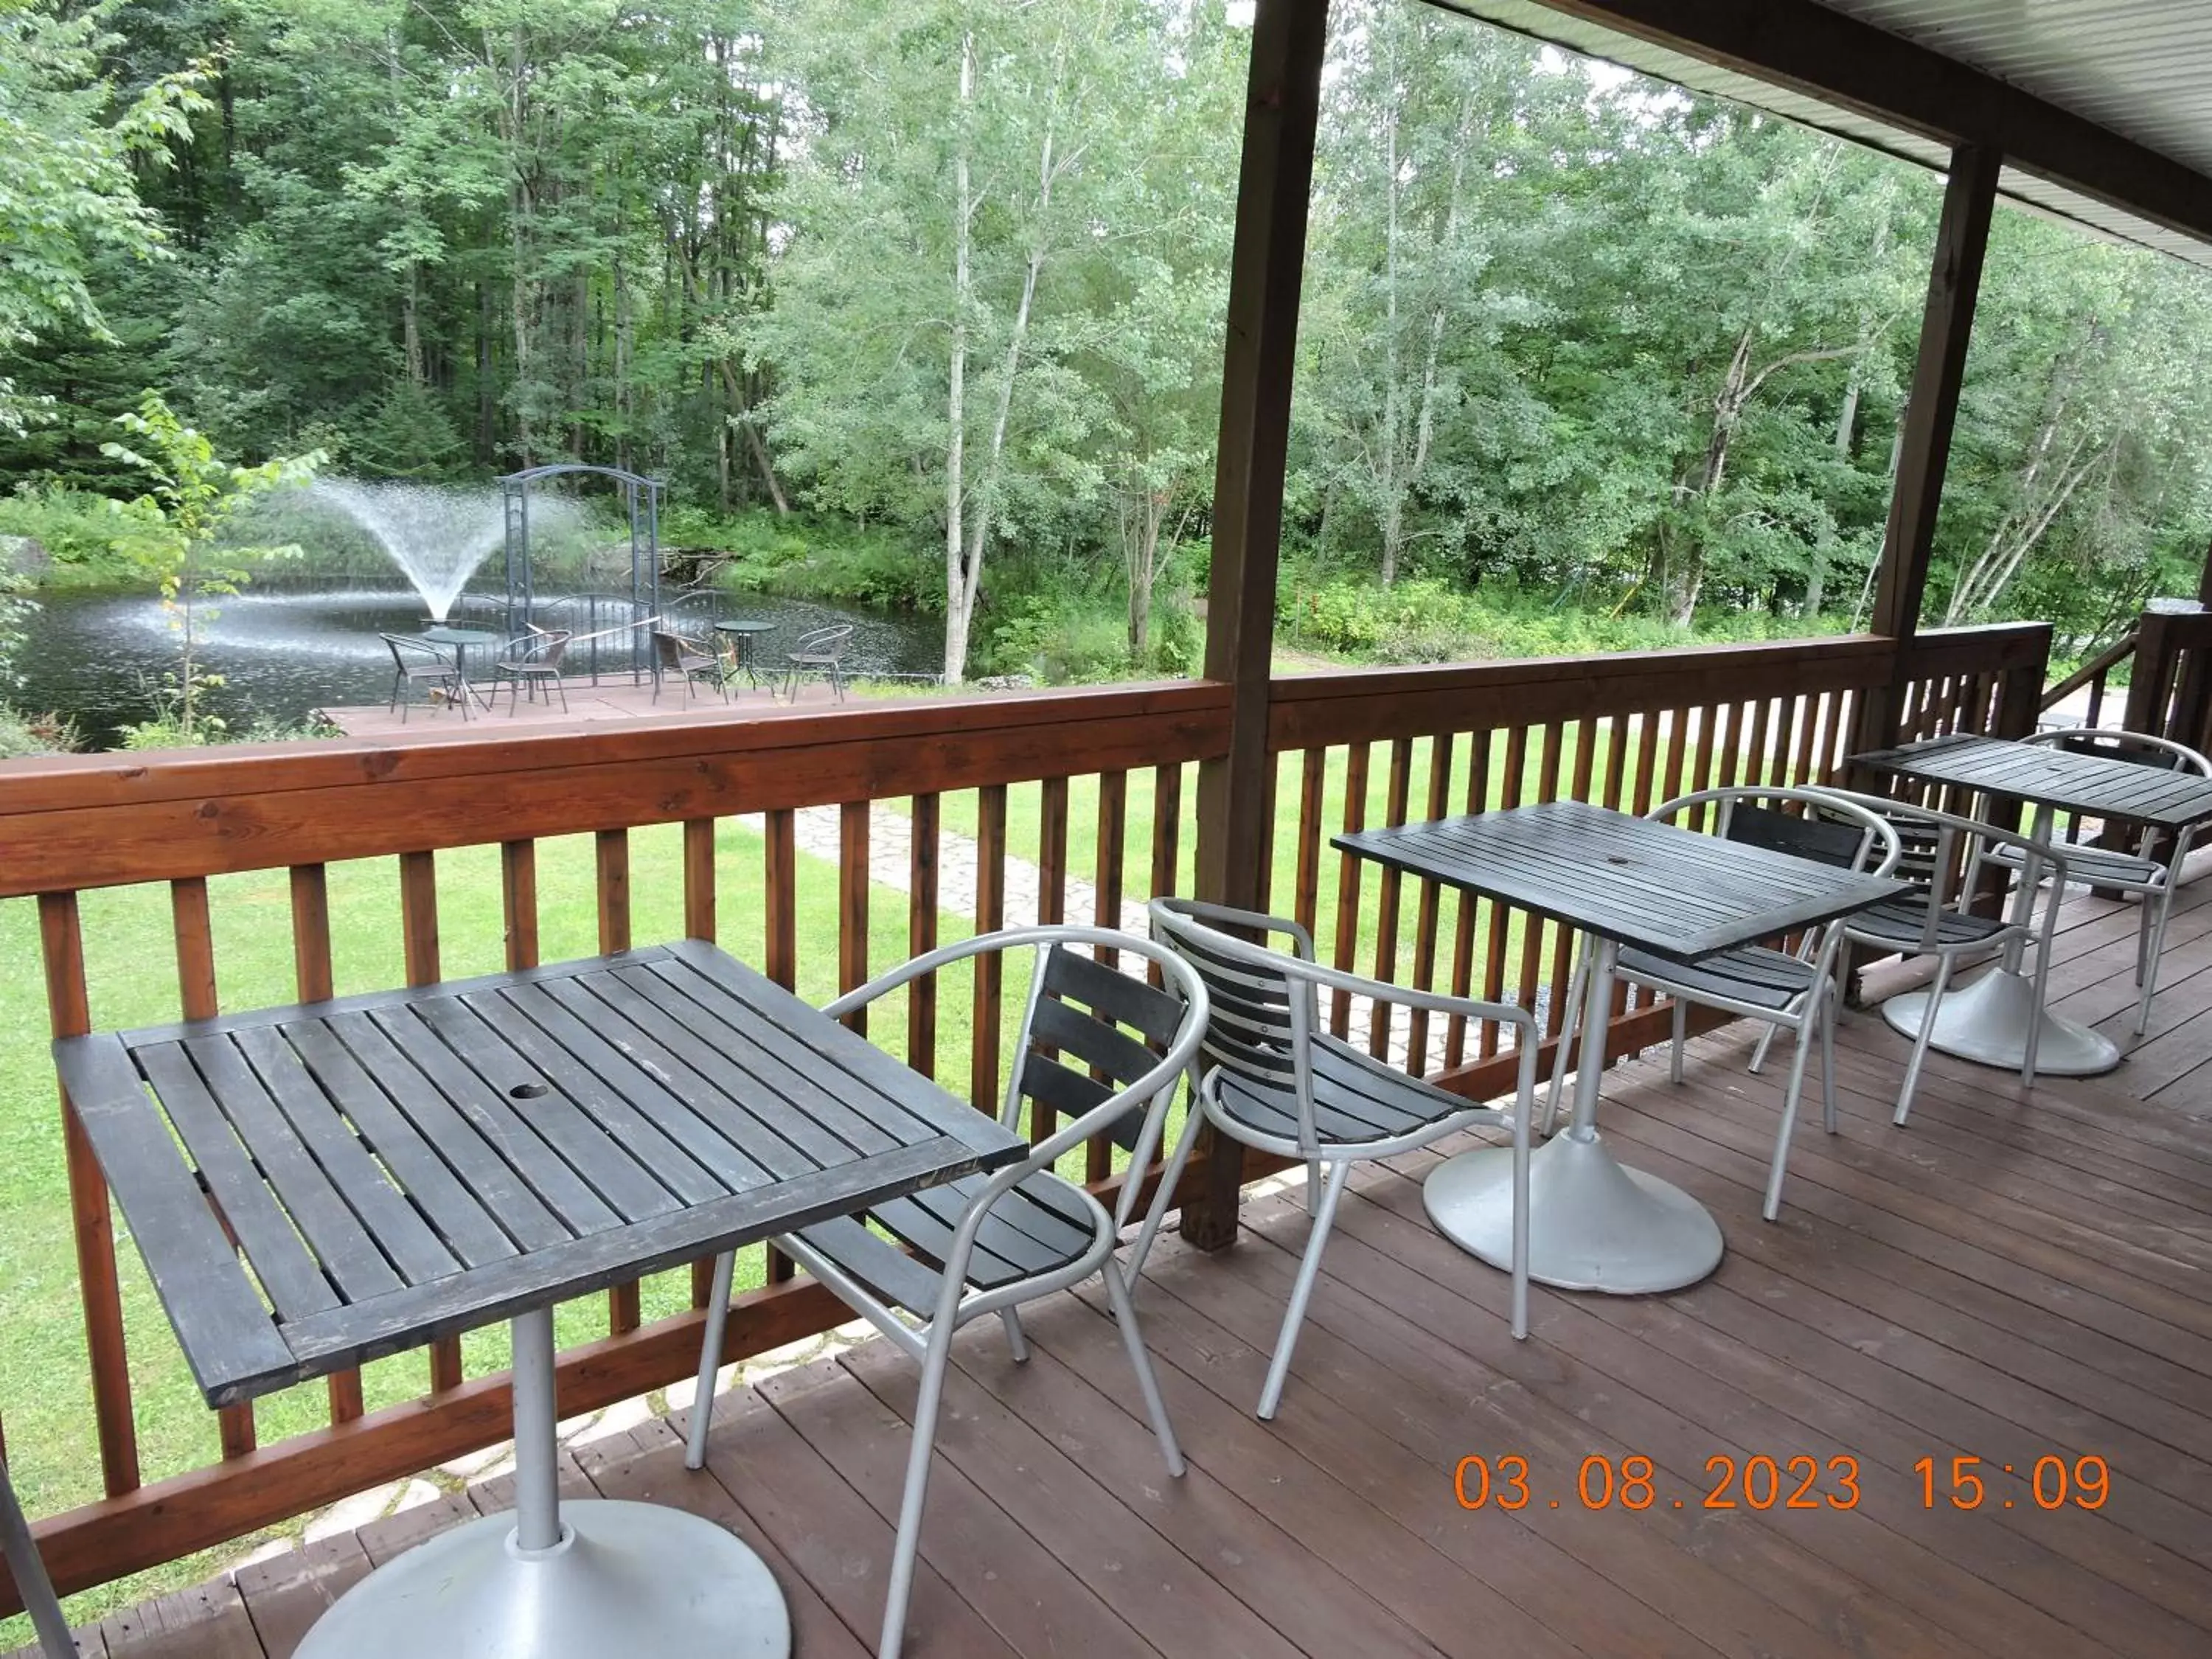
[
  {"left": 2121, "top": 608, "right": 2212, "bottom": 754},
  {"left": 0, "top": 622, "right": 2048, "bottom": 1613},
  {"left": 2040, "top": 627, "right": 2138, "bottom": 728}
]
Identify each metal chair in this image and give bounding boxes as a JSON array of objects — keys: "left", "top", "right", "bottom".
[
  {"left": 684, "top": 925, "right": 1206, "bottom": 1659},
  {"left": 1979, "top": 728, "right": 2209, "bottom": 1034},
  {"left": 1, "top": 1450, "right": 74, "bottom": 1658},
  {"left": 489, "top": 627, "right": 571, "bottom": 714},
  {"left": 1142, "top": 896, "right": 1536, "bottom": 1421},
  {"left": 1546, "top": 787, "right": 1900, "bottom": 1221},
  {"left": 783, "top": 623, "right": 855, "bottom": 703},
  {"left": 651, "top": 629, "right": 727, "bottom": 703},
  {"left": 380, "top": 633, "right": 464, "bottom": 723},
  {"left": 1822, "top": 787, "right": 2071, "bottom": 1121}
]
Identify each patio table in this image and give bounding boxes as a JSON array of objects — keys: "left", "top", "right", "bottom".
[
  {"left": 1337, "top": 801, "right": 1904, "bottom": 1293},
  {"left": 713, "top": 618, "right": 778, "bottom": 690},
  {"left": 1851, "top": 731, "right": 2212, "bottom": 1076},
  {"left": 418, "top": 624, "right": 502, "bottom": 714},
  {"left": 52, "top": 939, "right": 1022, "bottom": 1659}
]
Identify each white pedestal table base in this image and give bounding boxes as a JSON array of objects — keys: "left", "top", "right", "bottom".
[
  {"left": 1882, "top": 965, "right": 2119, "bottom": 1078},
  {"left": 292, "top": 1498, "right": 790, "bottom": 1659},
  {"left": 1425, "top": 1126, "right": 1725, "bottom": 1294}
]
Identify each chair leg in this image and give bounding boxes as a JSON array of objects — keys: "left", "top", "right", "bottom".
[
  {"left": 1761, "top": 1015, "right": 1818, "bottom": 1222},
  {"left": 1305, "top": 1160, "right": 1322, "bottom": 1213},
  {"left": 2135, "top": 887, "right": 2175, "bottom": 1037},
  {"left": 1125, "top": 1093, "right": 1204, "bottom": 1285},
  {"left": 878, "top": 1322, "right": 958, "bottom": 1659},
  {"left": 0, "top": 1455, "right": 73, "bottom": 1659},
  {"left": 1893, "top": 952, "right": 1953, "bottom": 1127},
  {"left": 1102, "top": 1259, "right": 1185, "bottom": 1477},
  {"left": 1819, "top": 987, "right": 1839, "bottom": 1134},
  {"left": 1748, "top": 1019, "right": 1778, "bottom": 1075},
  {"left": 683, "top": 1249, "right": 737, "bottom": 1471},
  {"left": 1258, "top": 1160, "right": 1351, "bottom": 1421},
  {"left": 1542, "top": 952, "right": 1587, "bottom": 1135},
  {"left": 554, "top": 675, "right": 569, "bottom": 714},
  {"left": 998, "top": 1307, "right": 1030, "bottom": 1363},
  {"left": 1669, "top": 999, "right": 1687, "bottom": 1084}
]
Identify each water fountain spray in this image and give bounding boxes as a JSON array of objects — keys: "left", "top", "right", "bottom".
[{"left": 313, "top": 480, "right": 505, "bottom": 621}]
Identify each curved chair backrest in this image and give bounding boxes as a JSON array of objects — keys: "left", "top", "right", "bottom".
[
  {"left": 822, "top": 925, "right": 1206, "bottom": 1232},
  {"left": 652, "top": 629, "right": 697, "bottom": 670},
  {"left": 1147, "top": 897, "right": 1315, "bottom": 1145},
  {"left": 1648, "top": 785, "right": 1902, "bottom": 880},
  {"left": 529, "top": 627, "right": 571, "bottom": 669},
  {"left": 1820, "top": 785, "right": 2072, "bottom": 951},
  {"left": 796, "top": 624, "right": 855, "bottom": 658},
  {"left": 382, "top": 632, "right": 451, "bottom": 668},
  {"left": 2025, "top": 726, "right": 2211, "bottom": 776}
]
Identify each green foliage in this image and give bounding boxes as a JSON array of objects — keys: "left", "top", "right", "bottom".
[
  {"left": 1280, "top": 570, "right": 1847, "bottom": 665},
  {"left": 0, "top": 701, "right": 77, "bottom": 758},
  {"left": 0, "top": 481, "right": 161, "bottom": 581},
  {"left": 10, "top": 0, "right": 2212, "bottom": 677},
  {"left": 672, "top": 507, "right": 943, "bottom": 612},
  {"left": 0, "top": 0, "right": 212, "bottom": 434},
  {"left": 99, "top": 392, "right": 322, "bottom": 739}
]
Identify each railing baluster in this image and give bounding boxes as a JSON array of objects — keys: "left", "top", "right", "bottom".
[
  {"left": 1256, "top": 747, "right": 1280, "bottom": 915},
  {"left": 679, "top": 821, "right": 717, "bottom": 1308},
  {"left": 1443, "top": 728, "right": 1489, "bottom": 1070},
  {"left": 1089, "top": 770, "right": 1130, "bottom": 1177},
  {"left": 763, "top": 807, "right": 797, "bottom": 1283},
  {"left": 1481, "top": 727, "right": 1526, "bottom": 1059},
  {"left": 1367, "top": 737, "right": 1413, "bottom": 1062},
  {"left": 596, "top": 829, "right": 641, "bottom": 1338},
  {"left": 1293, "top": 748, "right": 1325, "bottom": 942},
  {"left": 973, "top": 785, "right": 1008, "bottom": 1117},
  {"left": 291, "top": 863, "right": 365, "bottom": 1422},
  {"left": 1150, "top": 762, "right": 1183, "bottom": 902},
  {"left": 170, "top": 877, "right": 256, "bottom": 1461},
  {"left": 1407, "top": 730, "right": 1453, "bottom": 1071},
  {"left": 1791, "top": 687, "right": 1823, "bottom": 786},
  {"left": 838, "top": 802, "right": 871, "bottom": 1035},
  {"left": 398, "top": 849, "right": 466, "bottom": 1393},
  {"left": 501, "top": 841, "right": 538, "bottom": 972},
  {"left": 909, "top": 793, "right": 940, "bottom": 1081},
  {"left": 1037, "top": 777, "right": 1070, "bottom": 927},
  {"left": 683, "top": 818, "right": 717, "bottom": 943},
  {"left": 1549, "top": 718, "right": 1599, "bottom": 1038},
  {"left": 1330, "top": 742, "right": 1371, "bottom": 1038},
  {"left": 41, "top": 891, "right": 140, "bottom": 1498}
]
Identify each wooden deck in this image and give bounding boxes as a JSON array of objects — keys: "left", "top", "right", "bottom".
[
  {"left": 316, "top": 675, "right": 864, "bottom": 737},
  {"left": 25, "top": 875, "right": 2212, "bottom": 1659}
]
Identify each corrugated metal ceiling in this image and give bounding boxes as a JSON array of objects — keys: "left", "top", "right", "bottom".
[{"left": 1437, "top": 0, "right": 2212, "bottom": 267}]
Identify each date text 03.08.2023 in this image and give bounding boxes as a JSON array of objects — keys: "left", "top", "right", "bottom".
[{"left": 1450, "top": 1453, "right": 2112, "bottom": 1514}]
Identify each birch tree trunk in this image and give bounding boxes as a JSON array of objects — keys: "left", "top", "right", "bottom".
[{"left": 942, "top": 31, "right": 974, "bottom": 682}]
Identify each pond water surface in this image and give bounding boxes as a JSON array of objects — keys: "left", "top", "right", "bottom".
[{"left": 13, "top": 585, "right": 940, "bottom": 750}]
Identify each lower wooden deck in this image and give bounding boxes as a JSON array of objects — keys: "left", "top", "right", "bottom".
[{"left": 43, "top": 902, "right": 2212, "bottom": 1659}]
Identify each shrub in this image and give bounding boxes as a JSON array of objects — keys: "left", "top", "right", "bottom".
[
  {"left": 0, "top": 705, "right": 79, "bottom": 759},
  {"left": 666, "top": 507, "right": 940, "bottom": 612}
]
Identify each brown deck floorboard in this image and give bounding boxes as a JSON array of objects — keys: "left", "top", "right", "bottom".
[{"left": 22, "top": 872, "right": 2212, "bottom": 1659}]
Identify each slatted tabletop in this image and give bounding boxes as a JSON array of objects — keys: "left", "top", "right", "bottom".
[
  {"left": 1854, "top": 731, "right": 2212, "bottom": 828},
  {"left": 52, "top": 940, "right": 1022, "bottom": 1408},
  {"left": 1337, "top": 800, "right": 1905, "bottom": 962}
]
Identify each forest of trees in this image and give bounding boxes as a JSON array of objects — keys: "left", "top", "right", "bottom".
[{"left": 9, "top": 0, "right": 2212, "bottom": 681}]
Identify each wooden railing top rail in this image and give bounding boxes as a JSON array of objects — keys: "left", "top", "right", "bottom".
[{"left": 0, "top": 682, "right": 1231, "bottom": 899}]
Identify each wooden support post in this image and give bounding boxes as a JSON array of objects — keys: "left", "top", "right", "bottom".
[
  {"left": 1853, "top": 144, "right": 2000, "bottom": 759},
  {"left": 1186, "top": 0, "right": 1329, "bottom": 1251}
]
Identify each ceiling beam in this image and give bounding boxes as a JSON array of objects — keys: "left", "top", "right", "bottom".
[{"left": 1490, "top": 0, "right": 2212, "bottom": 248}]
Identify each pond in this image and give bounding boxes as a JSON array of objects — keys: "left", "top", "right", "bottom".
[{"left": 11, "top": 584, "right": 942, "bottom": 751}]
